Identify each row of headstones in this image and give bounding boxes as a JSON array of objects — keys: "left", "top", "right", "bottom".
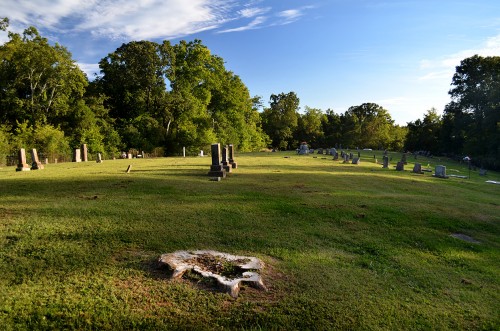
[
  {"left": 208, "top": 143, "right": 237, "bottom": 180},
  {"left": 16, "top": 148, "right": 44, "bottom": 171},
  {"left": 72, "top": 144, "right": 102, "bottom": 163}
]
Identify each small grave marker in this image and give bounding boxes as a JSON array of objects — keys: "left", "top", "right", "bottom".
[
  {"left": 434, "top": 165, "right": 448, "bottom": 178},
  {"left": 228, "top": 144, "right": 237, "bottom": 169},
  {"left": 413, "top": 163, "right": 423, "bottom": 174}
]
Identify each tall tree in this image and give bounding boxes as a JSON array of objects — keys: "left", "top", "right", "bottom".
[
  {"left": 261, "top": 92, "right": 300, "bottom": 150},
  {"left": 446, "top": 55, "right": 500, "bottom": 162},
  {"left": 295, "top": 107, "right": 325, "bottom": 147},
  {"left": 0, "top": 27, "right": 87, "bottom": 130},
  {"left": 342, "top": 103, "right": 394, "bottom": 149},
  {"left": 405, "top": 108, "right": 442, "bottom": 153}
]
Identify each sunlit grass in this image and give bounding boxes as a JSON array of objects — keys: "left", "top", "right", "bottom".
[{"left": 0, "top": 151, "right": 499, "bottom": 330}]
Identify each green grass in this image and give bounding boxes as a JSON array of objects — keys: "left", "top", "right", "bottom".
[{"left": 0, "top": 151, "right": 499, "bottom": 330}]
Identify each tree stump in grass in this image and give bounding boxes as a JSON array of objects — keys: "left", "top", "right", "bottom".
[{"left": 159, "top": 250, "right": 267, "bottom": 298}]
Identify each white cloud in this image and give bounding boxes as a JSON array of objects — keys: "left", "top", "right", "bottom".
[
  {"left": 419, "top": 33, "right": 500, "bottom": 81},
  {"left": 239, "top": 7, "right": 271, "bottom": 18},
  {"left": 218, "top": 16, "right": 267, "bottom": 33},
  {"left": 0, "top": 1, "right": 316, "bottom": 39},
  {"left": 278, "top": 9, "right": 302, "bottom": 21},
  {"left": 76, "top": 62, "right": 100, "bottom": 78}
]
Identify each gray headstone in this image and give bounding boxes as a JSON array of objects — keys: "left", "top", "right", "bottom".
[
  {"left": 434, "top": 165, "right": 448, "bottom": 178},
  {"left": 352, "top": 157, "right": 360, "bottom": 164},
  {"left": 382, "top": 155, "right": 389, "bottom": 168},
  {"left": 396, "top": 161, "right": 404, "bottom": 171},
  {"left": 298, "top": 143, "right": 309, "bottom": 155},
  {"left": 413, "top": 163, "right": 422, "bottom": 174},
  {"left": 16, "top": 148, "right": 31, "bottom": 171}
]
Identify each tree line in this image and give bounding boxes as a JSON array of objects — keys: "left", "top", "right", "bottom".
[
  {"left": 405, "top": 55, "right": 500, "bottom": 169},
  {"left": 1, "top": 18, "right": 498, "bottom": 169}
]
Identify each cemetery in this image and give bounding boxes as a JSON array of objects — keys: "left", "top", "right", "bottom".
[{"left": 0, "top": 149, "right": 499, "bottom": 329}]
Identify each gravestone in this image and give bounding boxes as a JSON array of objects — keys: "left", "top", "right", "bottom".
[
  {"left": 81, "top": 144, "right": 88, "bottom": 162},
  {"left": 96, "top": 153, "right": 103, "bottom": 163},
  {"left": 127, "top": 153, "right": 132, "bottom": 159},
  {"left": 221, "top": 145, "right": 232, "bottom": 173},
  {"left": 73, "top": 148, "right": 82, "bottom": 162},
  {"left": 208, "top": 143, "right": 226, "bottom": 178},
  {"left": 30, "top": 149, "right": 44, "bottom": 170},
  {"left": 396, "top": 161, "right": 404, "bottom": 171},
  {"left": 183, "top": 147, "right": 186, "bottom": 158},
  {"left": 413, "top": 163, "right": 422, "bottom": 174},
  {"left": 16, "top": 148, "right": 31, "bottom": 171},
  {"left": 317, "top": 148, "right": 323, "bottom": 154},
  {"left": 228, "top": 144, "right": 237, "bottom": 169},
  {"left": 434, "top": 165, "right": 448, "bottom": 178},
  {"left": 382, "top": 155, "right": 389, "bottom": 168},
  {"left": 343, "top": 154, "right": 349, "bottom": 163},
  {"left": 334, "top": 152, "right": 339, "bottom": 160},
  {"left": 199, "top": 150, "right": 204, "bottom": 157},
  {"left": 298, "top": 142, "right": 309, "bottom": 155},
  {"left": 330, "top": 148, "right": 337, "bottom": 157},
  {"left": 349, "top": 152, "right": 353, "bottom": 159},
  {"left": 352, "top": 157, "right": 360, "bottom": 164}
]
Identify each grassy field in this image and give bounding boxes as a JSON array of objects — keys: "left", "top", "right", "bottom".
[{"left": 0, "top": 150, "right": 499, "bottom": 330}]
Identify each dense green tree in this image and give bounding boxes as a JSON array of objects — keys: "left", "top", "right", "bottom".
[
  {"left": 342, "top": 103, "right": 394, "bottom": 149},
  {"left": 0, "top": 27, "right": 87, "bottom": 131},
  {"left": 321, "top": 109, "right": 342, "bottom": 147},
  {"left": 388, "top": 125, "right": 408, "bottom": 151},
  {"left": 405, "top": 108, "right": 442, "bottom": 153},
  {"left": 33, "top": 124, "right": 70, "bottom": 161},
  {"left": 261, "top": 92, "right": 300, "bottom": 150},
  {"left": 295, "top": 107, "right": 325, "bottom": 147},
  {"left": 446, "top": 55, "right": 500, "bottom": 163}
]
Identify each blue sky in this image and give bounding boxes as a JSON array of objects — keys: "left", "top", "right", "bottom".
[{"left": 1, "top": 0, "right": 499, "bottom": 125}]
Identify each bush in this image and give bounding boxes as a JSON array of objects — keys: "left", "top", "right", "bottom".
[{"left": 33, "top": 124, "right": 70, "bottom": 163}]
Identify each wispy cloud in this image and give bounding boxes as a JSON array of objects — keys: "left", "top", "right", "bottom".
[
  {"left": 218, "top": 16, "right": 267, "bottom": 33},
  {"left": 76, "top": 62, "right": 100, "bottom": 78},
  {"left": 419, "top": 33, "right": 500, "bottom": 81},
  {"left": 0, "top": 0, "right": 317, "bottom": 40}
]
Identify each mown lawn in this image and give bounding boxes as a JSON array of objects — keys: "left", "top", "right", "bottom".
[{"left": 0, "top": 151, "right": 499, "bottom": 330}]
